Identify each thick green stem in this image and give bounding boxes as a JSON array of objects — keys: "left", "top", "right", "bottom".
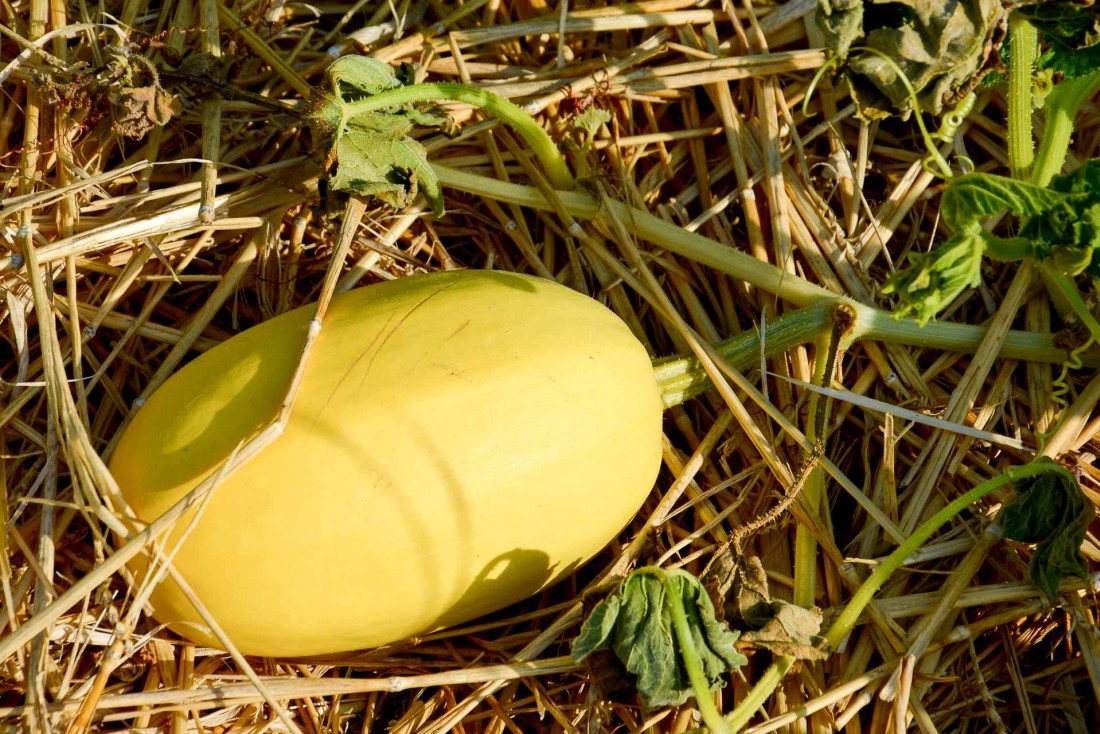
[
  {"left": 856, "top": 304, "right": 1065, "bottom": 362},
  {"left": 724, "top": 461, "right": 1073, "bottom": 730},
  {"left": 1032, "top": 70, "right": 1100, "bottom": 187},
  {"left": 657, "top": 570, "right": 730, "bottom": 734},
  {"left": 653, "top": 298, "right": 1071, "bottom": 409},
  {"left": 435, "top": 165, "right": 1072, "bottom": 367},
  {"left": 1039, "top": 265, "right": 1100, "bottom": 344},
  {"left": 655, "top": 306, "right": 834, "bottom": 407},
  {"left": 822, "top": 461, "right": 1073, "bottom": 649},
  {"left": 342, "top": 83, "right": 575, "bottom": 190},
  {"left": 724, "top": 656, "right": 795, "bottom": 731},
  {"left": 1008, "top": 15, "right": 1037, "bottom": 180}
]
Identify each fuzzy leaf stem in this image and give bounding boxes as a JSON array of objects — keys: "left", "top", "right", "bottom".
[
  {"left": 340, "top": 82, "right": 575, "bottom": 190},
  {"left": 1008, "top": 14, "right": 1037, "bottom": 180},
  {"left": 1032, "top": 70, "right": 1100, "bottom": 187}
]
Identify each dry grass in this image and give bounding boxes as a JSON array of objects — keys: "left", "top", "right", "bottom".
[{"left": 2, "top": 1, "right": 1099, "bottom": 732}]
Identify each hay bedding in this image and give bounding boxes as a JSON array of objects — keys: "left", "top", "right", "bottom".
[{"left": 1, "top": 0, "right": 1098, "bottom": 732}]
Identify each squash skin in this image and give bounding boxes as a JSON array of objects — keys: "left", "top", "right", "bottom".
[{"left": 111, "top": 270, "right": 663, "bottom": 656}]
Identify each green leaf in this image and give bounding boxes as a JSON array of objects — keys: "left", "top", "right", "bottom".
[
  {"left": 881, "top": 225, "right": 987, "bottom": 324},
  {"left": 573, "top": 107, "right": 611, "bottom": 139},
  {"left": 1002, "top": 458, "right": 1093, "bottom": 599},
  {"left": 1016, "top": 0, "right": 1100, "bottom": 47},
  {"left": 326, "top": 55, "right": 402, "bottom": 102},
  {"left": 347, "top": 110, "right": 416, "bottom": 138},
  {"left": 940, "top": 173, "right": 1066, "bottom": 230},
  {"left": 572, "top": 567, "right": 747, "bottom": 710},
  {"left": 882, "top": 162, "right": 1100, "bottom": 322},
  {"left": 1058, "top": 159, "right": 1100, "bottom": 194},
  {"left": 330, "top": 130, "right": 442, "bottom": 214},
  {"left": 571, "top": 589, "right": 622, "bottom": 654},
  {"left": 1018, "top": 160, "right": 1100, "bottom": 277},
  {"left": 1040, "top": 40, "right": 1100, "bottom": 78},
  {"left": 307, "top": 56, "right": 450, "bottom": 215}
]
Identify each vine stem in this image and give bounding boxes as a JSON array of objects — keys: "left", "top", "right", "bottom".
[
  {"left": 655, "top": 569, "right": 730, "bottom": 734},
  {"left": 1031, "top": 70, "right": 1100, "bottom": 187},
  {"left": 724, "top": 460, "right": 1074, "bottom": 731},
  {"left": 792, "top": 310, "right": 850, "bottom": 609},
  {"left": 821, "top": 461, "right": 1073, "bottom": 648},
  {"left": 724, "top": 657, "right": 793, "bottom": 732},
  {"left": 434, "top": 164, "right": 1069, "bottom": 365},
  {"left": 338, "top": 82, "right": 576, "bottom": 190},
  {"left": 1007, "top": 14, "right": 1037, "bottom": 180}
]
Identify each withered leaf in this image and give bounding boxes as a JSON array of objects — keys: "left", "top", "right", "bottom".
[
  {"left": 738, "top": 601, "right": 829, "bottom": 660},
  {"left": 108, "top": 85, "right": 182, "bottom": 139},
  {"left": 727, "top": 555, "right": 773, "bottom": 629},
  {"left": 171, "top": 52, "right": 229, "bottom": 85},
  {"left": 722, "top": 555, "right": 828, "bottom": 660},
  {"left": 1003, "top": 458, "right": 1093, "bottom": 599},
  {"left": 816, "top": 0, "right": 1005, "bottom": 120}
]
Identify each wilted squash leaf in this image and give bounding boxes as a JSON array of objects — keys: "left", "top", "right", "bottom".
[{"left": 816, "top": 0, "right": 1006, "bottom": 120}]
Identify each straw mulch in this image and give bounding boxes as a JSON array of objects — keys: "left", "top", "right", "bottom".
[{"left": 2, "top": 1, "right": 1099, "bottom": 732}]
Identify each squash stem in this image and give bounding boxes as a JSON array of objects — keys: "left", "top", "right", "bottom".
[
  {"left": 654, "top": 305, "right": 834, "bottom": 408},
  {"left": 724, "top": 656, "right": 794, "bottom": 731},
  {"left": 821, "top": 461, "right": 1074, "bottom": 649}
]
